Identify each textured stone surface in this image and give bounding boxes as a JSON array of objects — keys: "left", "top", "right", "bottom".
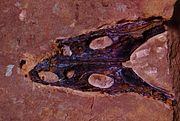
[
  {"left": 0, "top": 0, "right": 176, "bottom": 54},
  {"left": 168, "top": 12, "right": 180, "bottom": 120},
  {"left": 168, "top": 28, "right": 180, "bottom": 121},
  {"left": 0, "top": 0, "right": 176, "bottom": 121},
  {"left": 123, "top": 32, "right": 172, "bottom": 92}
]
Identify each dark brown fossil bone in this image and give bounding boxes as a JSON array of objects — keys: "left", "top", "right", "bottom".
[{"left": 28, "top": 17, "right": 175, "bottom": 106}]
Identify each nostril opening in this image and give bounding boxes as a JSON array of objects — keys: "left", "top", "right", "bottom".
[
  {"left": 25, "top": 74, "right": 28, "bottom": 78},
  {"left": 20, "top": 59, "right": 26, "bottom": 69}
]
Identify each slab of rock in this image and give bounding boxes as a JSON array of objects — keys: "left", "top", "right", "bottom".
[
  {"left": 0, "top": 0, "right": 176, "bottom": 121},
  {"left": 91, "top": 93, "right": 173, "bottom": 121}
]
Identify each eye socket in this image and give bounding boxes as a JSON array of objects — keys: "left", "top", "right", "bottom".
[
  {"left": 89, "top": 36, "right": 113, "bottom": 50},
  {"left": 88, "top": 73, "right": 114, "bottom": 89}
]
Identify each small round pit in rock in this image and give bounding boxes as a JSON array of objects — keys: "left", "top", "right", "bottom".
[
  {"left": 88, "top": 73, "right": 114, "bottom": 88},
  {"left": 66, "top": 70, "right": 75, "bottom": 78}
]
